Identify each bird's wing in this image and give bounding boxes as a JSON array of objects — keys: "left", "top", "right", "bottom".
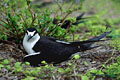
[
  {"left": 32, "top": 36, "right": 75, "bottom": 62},
  {"left": 32, "top": 36, "right": 69, "bottom": 52},
  {"left": 48, "top": 37, "right": 71, "bottom": 45},
  {"left": 48, "top": 36, "right": 104, "bottom": 46}
]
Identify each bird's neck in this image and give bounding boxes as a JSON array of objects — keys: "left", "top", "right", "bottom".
[
  {"left": 30, "top": 34, "right": 40, "bottom": 42},
  {"left": 23, "top": 34, "right": 40, "bottom": 54}
]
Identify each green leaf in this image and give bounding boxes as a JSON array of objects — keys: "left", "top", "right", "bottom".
[
  {"left": 9, "top": 58, "right": 14, "bottom": 62},
  {"left": 65, "top": 68, "right": 72, "bottom": 73},
  {"left": 25, "top": 62, "right": 30, "bottom": 66},
  {"left": 102, "top": 64, "right": 106, "bottom": 68},
  {"left": 15, "top": 62, "right": 21, "bottom": 67},
  {"left": 0, "top": 64, "right": 4, "bottom": 68},
  {"left": 109, "top": 74, "right": 115, "bottom": 78},
  {"left": 23, "top": 76, "right": 36, "bottom": 80},
  {"left": 4, "top": 35, "right": 8, "bottom": 40},
  {"left": 84, "top": 61, "right": 88, "bottom": 66},
  {"left": 66, "top": 9, "right": 73, "bottom": 14},
  {"left": 45, "top": 65, "right": 49, "bottom": 68},
  {"left": 58, "top": 68, "right": 64, "bottom": 73},
  {"left": 3, "top": 59, "right": 9, "bottom": 64},
  {"left": 81, "top": 75, "right": 89, "bottom": 80},
  {"left": 90, "top": 69, "right": 98, "bottom": 73},
  {"left": 41, "top": 61, "right": 47, "bottom": 64},
  {"left": 6, "top": 65, "right": 12, "bottom": 70},
  {"left": 74, "top": 54, "right": 80, "bottom": 59}
]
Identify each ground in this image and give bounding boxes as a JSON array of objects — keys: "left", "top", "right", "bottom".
[{"left": 0, "top": 39, "right": 118, "bottom": 79}]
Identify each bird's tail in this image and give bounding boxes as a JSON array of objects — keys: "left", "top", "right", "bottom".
[
  {"left": 76, "top": 12, "right": 85, "bottom": 21},
  {"left": 70, "top": 31, "right": 111, "bottom": 51},
  {"left": 72, "top": 13, "right": 85, "bottom": 25}
]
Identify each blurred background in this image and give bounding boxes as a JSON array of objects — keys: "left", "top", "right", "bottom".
[
  {"left": 0, "top": 0, "right": 120, "bottom": 41},
  {"left": 32, "top": 0, "right": 120, "bottom": 18}
]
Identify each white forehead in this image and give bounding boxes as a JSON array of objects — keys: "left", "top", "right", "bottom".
[{"left": 27, "top": 31, "right": 36, "bottom": 36}]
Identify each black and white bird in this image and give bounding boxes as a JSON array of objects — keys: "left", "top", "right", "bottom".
[{"left": 23, "top": 28, "right": 111, "bottom": 66}]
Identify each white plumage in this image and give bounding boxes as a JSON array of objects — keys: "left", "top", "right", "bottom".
[{"left": 23, "top": 33, "right": 40, "bottom": 55}]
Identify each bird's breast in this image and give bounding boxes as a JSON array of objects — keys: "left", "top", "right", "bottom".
[{"left": 23, "top": 40, "right": 36, "bottom": 54}]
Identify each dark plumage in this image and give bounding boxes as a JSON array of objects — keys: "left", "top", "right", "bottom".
[
  {"left": 53, "top": 12, "right": 86, "bottom": 29},
  {"left": 23, "top": 28, "right": 111, "bottom": 66}
]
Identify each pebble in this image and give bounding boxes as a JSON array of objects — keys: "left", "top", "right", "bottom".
[{"left": 91, "top": 61, "right": 97, "bottom": 64}]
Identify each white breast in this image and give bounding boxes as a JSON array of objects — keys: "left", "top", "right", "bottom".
[{"left": 23, "top": 33, "right": 40, "bottom": 55}]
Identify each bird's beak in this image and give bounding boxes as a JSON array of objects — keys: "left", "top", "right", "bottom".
[{"left": 27, "top": 35, "right": 33, "bottom": 41}]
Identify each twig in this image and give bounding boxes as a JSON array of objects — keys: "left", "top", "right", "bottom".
[
  {"left": 27, "top": 0, "right": 36, "bottom": 28},
  {"left": 6, "top": 18, "right": 19, "bottom": 39},
  {"left": 20, "top": 14, "right": 28, "bottom": 28},
  {"left": 62, "top": 2, "right": 74, "bottom": 22},
  {"left": 56, "top": 0, "right": 63, "bottom": 16},
  {"left": 100, "top": 48, "right": 116, "bottom": 70},
  {"left": 0, "top": 40, "right": 16, "bottom": 46},
  {"left": 30, "top": 13, "right": 36, "bottom": 27}
]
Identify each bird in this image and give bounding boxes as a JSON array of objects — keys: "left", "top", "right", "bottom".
[
  {"left": 53, "top": 12, "right": 86, "bottom": 29},
  {"left": 23, "top": 28, "right": 111, "bottom": 66}
]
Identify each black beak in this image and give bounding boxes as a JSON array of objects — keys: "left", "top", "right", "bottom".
[{"left": 28, "top": 35, "right": 33, "bottom": 41}]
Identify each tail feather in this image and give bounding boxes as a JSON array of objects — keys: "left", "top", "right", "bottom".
[
  {"left": 76, "top": 12, "right": 85, "bottom": 20},
  {"left": 72, "top": 13, "right": 85, "bottom": 25},
  {"left": 72, "top": 21, "right": 85, "bottom": 25},
  {"left": 87, "top": 31, "right": 112, "bottom": 41},
  {"left": 70, "top": 31, "right": 111, "bottom": 51}
]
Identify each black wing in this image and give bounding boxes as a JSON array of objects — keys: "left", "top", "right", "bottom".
[{"left": 32, "top": 36, "right": 78, "bottom": 64}]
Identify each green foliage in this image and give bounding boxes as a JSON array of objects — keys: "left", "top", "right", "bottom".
[
  {"left": 103, "top": 57, "right": 120, "bottom": 79},
  {"left": 81, "top": 75, "right": 89, "bottom": 80},
  {"left": 0, "top": 0, "right": 114, "bottom": 43},
  {"left": 25, "top": 62, "right": 30, "bottom": 66},
  {"left": 85, "top": 56, "right": 120, "bottom": 80},
  {"left": 0, "top": 64, "right": 4, "bottom": 69},
  {"left": 41, "top": 60, "right": 47, "bottom": 64},
  {"left": 0, "top": 0, "right": 84, "bottom": 42},
  {"left": 6, "top": 65, "right": 12, "bottom": 70},
  {"left": 14, "top": 62, "right": 24, "bottom": 73},
  {"left": 0, "top": 58, "right": 88, "bottom": 79},
  {"left": 2, "top": 59, "right": 10, "bottom": 64},
  {"left": 111, "top": 0, "right": 120, "bottom": 3},
  {"left": 110, "top": 37, "right": 120, "bottom": 51},
  {"left": 23, "top": 76, "right": 36, "bottom": 80},
  {"left": 74, "top": 54, "right": 80, "bottom": 59}
]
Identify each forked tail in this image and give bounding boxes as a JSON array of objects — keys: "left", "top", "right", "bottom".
[{"left": 70, "top": 31, "right": 111, "bottom": 51}]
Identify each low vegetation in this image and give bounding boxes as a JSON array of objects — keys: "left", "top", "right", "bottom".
[{"left": 0, "top": 0, "right": 120, "bottom": 79}]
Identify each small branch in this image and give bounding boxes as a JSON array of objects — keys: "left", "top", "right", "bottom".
[
  {"left": 59, "top": 24, "right": 72, "bottom": 39},
  {"left": 20, "top": 14, "right": 28, "bottom": 28},
  {"left": 46, "top": 23, "right": 58, "bottom": 36},
  {"left": 62, "top": 2, "right": 74, "bottom": 21},
  {"left": 30, "top": 13, "right": 36, "bottom": 27},
  {"left": 56, "top": 0, "right": 63, "bottom": 16},
  {"left": 0, "top": 23, "right": 13, "bottom": 35},
  {"left": 1, "top": 19, "right": 8, "bottom": 25}
]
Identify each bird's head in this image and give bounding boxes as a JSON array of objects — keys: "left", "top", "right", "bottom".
[{"left": 25, "top": 28, "right": 39, "bottom": 41}]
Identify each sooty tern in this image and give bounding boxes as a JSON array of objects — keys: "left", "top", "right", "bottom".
[
  {"left": 23, "top": 28, "right": 111, "bottom": 66},
  {"left": 53, "top": 13, "right": 86, "bottom": 29}
]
